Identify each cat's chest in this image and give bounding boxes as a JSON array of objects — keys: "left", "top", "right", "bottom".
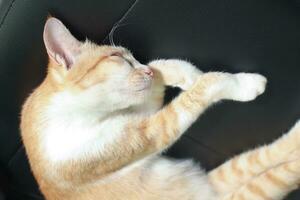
[{"left": 41, "top": 117, "right": 125, "bottom": 162}]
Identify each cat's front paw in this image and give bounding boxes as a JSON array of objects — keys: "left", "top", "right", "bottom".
[
  {"left": 148, "top": 59, "right": 203, "bottom": 90},
  {"left": 180, "top": 69, "right": 203, "bottom": 90},
  {"left": 166, "top": 60, "right": 203, "bottom": 90},
  {"left": 230, "top": 73, "right": 267, "bottom": 102}
]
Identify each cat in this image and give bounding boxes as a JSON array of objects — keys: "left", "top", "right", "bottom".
[{"left": 20, "top": 17, "right": 300, "bottom": 200}]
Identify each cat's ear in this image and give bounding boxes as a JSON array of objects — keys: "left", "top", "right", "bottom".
[{"left": 43, "top": 17, "right": 81, "bottom": 69}]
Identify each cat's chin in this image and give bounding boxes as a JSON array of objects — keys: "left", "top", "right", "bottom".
[
  {"left": 135, "top": 85, "right": 151, "bottom": 92},
  {"left": 129, "top": 88, "right": 152, "bottom": 105},
  {"left": 133, "top": 80, "right": 152, "bottom": 92}
]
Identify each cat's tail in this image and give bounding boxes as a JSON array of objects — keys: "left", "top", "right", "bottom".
[{"left": 208, "top": 120, "right": 300, "bottom": 198}]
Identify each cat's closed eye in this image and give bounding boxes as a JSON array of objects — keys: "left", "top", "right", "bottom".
[{"left": 110, "top": 52, "right": 134, "bottom": 67}]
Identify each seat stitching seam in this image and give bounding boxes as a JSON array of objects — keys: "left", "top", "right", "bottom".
[
  {"left": 0, "top": 0, "right": 18, "bottom": 30},
  {"left": 7, "top": 143, "right": 23, "bottom": 168}
]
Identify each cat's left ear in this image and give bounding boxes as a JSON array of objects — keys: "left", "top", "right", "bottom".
[{"left": 43, "top": 17, "right": 81, "bottom": 69}]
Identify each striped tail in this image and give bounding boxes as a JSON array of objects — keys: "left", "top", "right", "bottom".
[{"left": 208, "top": 120, "right": 300, "bottom": 199}]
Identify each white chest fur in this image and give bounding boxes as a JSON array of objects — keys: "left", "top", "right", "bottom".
[{"left": 42, "top": 112, "right": 126, "bottom": 162}]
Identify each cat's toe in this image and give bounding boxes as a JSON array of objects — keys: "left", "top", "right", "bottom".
[{"left": 231, "top": 73, "right": 267, "bottom": 102}]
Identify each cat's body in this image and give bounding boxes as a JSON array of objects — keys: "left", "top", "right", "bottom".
[
  {"left": 21, "top": 18, "right": 300, "bottom": 200},
  {"left": 21, "top": 46, "right": 215, "bottom": 200}
]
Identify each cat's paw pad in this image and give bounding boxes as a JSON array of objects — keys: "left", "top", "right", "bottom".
[{"left": 231, "top": 73, "right": 267, "bottom": 102}]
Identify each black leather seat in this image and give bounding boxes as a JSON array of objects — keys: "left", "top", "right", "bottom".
[
  {"left": 0, "top": 191, "right": 5, "bottom": 200},
  {"left": 0, "top": 0, "right": 300, "bottom": 199}
]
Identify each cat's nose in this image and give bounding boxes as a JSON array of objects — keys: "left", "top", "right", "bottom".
[{"left": 143, "top": 68, "right": 154, "bottom": 77}]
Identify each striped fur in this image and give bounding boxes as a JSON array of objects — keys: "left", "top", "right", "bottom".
[
  {"left": 209, "top": 121, "right": 300, "bottom": 200},
  {"left": 20, "top": 17, "right": 299, "bottom": 200}
]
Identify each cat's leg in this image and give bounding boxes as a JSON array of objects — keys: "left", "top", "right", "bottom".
[
  {"left": 221, "top": 158, "right": 300, "bottom": 200},
  {"left": 142, "top": 59, "right": 203, "bottom": 113},
  {"left": 95, "top": 72, "right": 266, "bottom": 176},
  {"left": 208, "top": 120, "right": 300, "bottom": 197},
  {"left": 148, "top": 59, "right": 203, "bottom": 90},
  {"left": 141, "top": 72, "right": 266, "bottom": 151}
]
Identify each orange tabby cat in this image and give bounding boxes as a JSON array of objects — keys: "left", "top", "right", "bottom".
[{"left": 21, "top": 17, "right": 300, "bottom": 200}]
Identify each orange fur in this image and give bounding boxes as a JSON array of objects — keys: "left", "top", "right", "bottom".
[{"left": 209, "top": 122, "right": 300, "bottom": 199}]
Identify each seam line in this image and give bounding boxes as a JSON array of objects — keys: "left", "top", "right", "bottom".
[
  {"left": 183, "top": 134, "right": 228, "bottom": 157},
  {"left": 7, "top": 143, "right": 23, "bottom": 168},
  {"left": 0, "top": 0, "right": 18, "bottom": 30}
]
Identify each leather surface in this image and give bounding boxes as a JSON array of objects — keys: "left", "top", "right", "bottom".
[{"left": 0, "top": 0, "right": 300, "bottom": 199}]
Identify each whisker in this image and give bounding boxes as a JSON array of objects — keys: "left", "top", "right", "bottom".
[
  {"left": 109, "top": 23, "right": 132, "bottom": 46},
  {"left": 107, "top": 0, "right": 139, "bottom": 46},
  {"left": 109, "top": 26, "right": 116, "bottom": 46}
]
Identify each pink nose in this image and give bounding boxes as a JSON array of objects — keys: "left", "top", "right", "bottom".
[{"left": 144, "top": 68, "right": 154, "bottom": 77}]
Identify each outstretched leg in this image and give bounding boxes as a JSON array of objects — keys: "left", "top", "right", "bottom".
[
  {"left": 146, "top": 59, "right": 263, "bottom": 112},
  {"left": 209, "top": 120, "right": 300, "bottom": 198},
  {"left": 222, "top": 158, "right": 300, "bottom": 200}
]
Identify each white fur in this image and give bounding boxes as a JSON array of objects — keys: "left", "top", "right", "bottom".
[
  {"left": 231, "top": 73, "right": 267, "bottom": 102},
  {"left": 200, "top": 73, "right": 267, "bottom": 102},
  {"left": 43, "top": 91, "right": 129, "bottom": 162},
  {"left": 143, "top": 156, "right": 217, "bottom": 200},
  {"left": 148, "top": 59, "right": 203, "bottom": 90}
]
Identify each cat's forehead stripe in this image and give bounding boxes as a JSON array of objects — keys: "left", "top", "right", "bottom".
[{"left": 72, "top": 56, "right": 107, "bottom": 85}]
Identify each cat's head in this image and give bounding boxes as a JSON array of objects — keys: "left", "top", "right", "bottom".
[{"left": 43, "top": 18, "right": 154, "bottom": 114}]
